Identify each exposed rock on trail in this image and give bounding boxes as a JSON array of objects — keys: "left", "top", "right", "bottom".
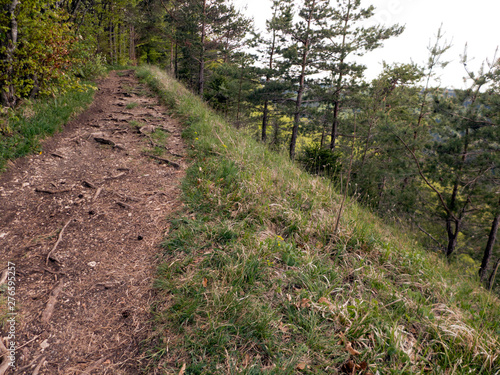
[{"left": 0, "top": 70, "right": 185, "bottom": 374}]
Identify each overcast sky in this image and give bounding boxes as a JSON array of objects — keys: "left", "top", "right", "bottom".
[{"left": 233, "top": 0, "right": 500, "bottom": 89}]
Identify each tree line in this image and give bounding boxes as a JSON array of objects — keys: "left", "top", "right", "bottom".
[{"left": 1, "top": 0, "right": 499, "bottom": 288}]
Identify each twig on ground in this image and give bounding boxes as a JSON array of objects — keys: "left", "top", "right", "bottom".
[
  {"left": 16, "top": 335, "right": 40, "bottom": 351},
  {"left": 94, "top": 136, "right": 116, "bottom": 146},
  {"left": 82, "top": 180, "right": 97, "bottom": 189},
  {"left": 31, "top": 356, "right": 46, "bottom": 375},
  {"left": 0, "top": 269, "right": 7, "bottom": 285},
  {"left": 93, "top": 187, "right": 103, "bottom": 201},
  {"left": 41, "top": 280, "right": 64, "bottom": 324},
  {"left": 35, "top": 187, "right": 72, "bottom": 194},
  {"left": 141, "top": 152, "right": 180, "bottom": 169},
  {"left": 0, "top": 338, "right": 11, "bottom": 375},
  {"left": 116, "top": 201, "right": 132, "bottom": 209},
  {"left": 81, "top": 356, "right": 109, "bottom": 375},
  {"left": 45, "top": 219, "right": 72, "bottom": 266},
  {"left": 104, "top": 172, "right": 127, "bottom": 180}
]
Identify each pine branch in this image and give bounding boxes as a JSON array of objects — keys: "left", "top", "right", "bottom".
[{"left": 395, "top": 133, "right": 457, "bottom": 221}]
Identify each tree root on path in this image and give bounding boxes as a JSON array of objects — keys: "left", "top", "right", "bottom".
[
  {"left": 31, "top": 356, "right": 45, "bottom": 375},
  {"left": 0, "top": 269, "right": 7, "bottom": 286},
  {"left": 45, "top": 219, "right": 73, "bottom": 266},
  {"left": 0, "top": 338, "right": 11, "bottom": 375},
  {"left": 35, "top": 187, "right": 72, "bottom": 194},
  {"left": 41, "top": 280, "right": 64, "bottom": 324},
  {"left": 141, "top": 152, "right": 181, "bottom": 169},
  {"left": 81, "top": 356, "right": 110, "bottom": 375}
]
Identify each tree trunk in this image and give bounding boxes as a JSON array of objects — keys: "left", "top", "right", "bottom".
[
  {"left": 129, "top": 25, "right": 136, "bottom": 65},
  {"left": 236, "top": 60, "right": 244, "bottom": 128},
  {"left": 488, "top": 258, "right": 500, "bottom": 291},
  {"left": 330, "top": 98, "right": 341, "bottom": 150},
  {"left": 1, "top": 0, "right": 20, "bottom": 107},
  {"left": 109, "top": 22, "right": 114, "bottom": 64},
  {"left": 289, "top": 0, "right": 314, "bottom": 160},
  {"left": 198, "top": 0, "right": 207, "bottom": 96},
  {"left": 329, "top": 0, "right": 351, "bottom": 151},
  {"left": 174, "top": 42, "right": 178, "bottom": 78},
  {"left": 170, "top": 39, "right": 174, "bottom": 73},
  {"left": 289, "top": 55, "right": 306, "bottom": 160},
  {"left": 114, "top": 24, "right": 118, "bottom": 64},
  {"left": 445, "top": 133, "right": 468, "bottom": 258},
  {"left": 445, "top": 217, "right": 460, "bottom": 257},
  {"left": 262, "top": 100, "right": 269, "bottom": 142},
  {"left": 262, "top": 28, "right": 277, "bottom": 142},
  {"left": 479, "top": 198, "right": 500, "bottom": 281}
]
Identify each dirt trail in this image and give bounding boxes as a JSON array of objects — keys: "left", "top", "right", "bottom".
[{"left": 0, "top": 71, "right": 185, "bottom": 374}]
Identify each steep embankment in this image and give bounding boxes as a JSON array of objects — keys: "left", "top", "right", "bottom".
[
  {"left": 138, "top": 66, "right": 500, "bottom": 375},
  {"left": 0, "top": 70, "right": 186, "bottom": 374}
]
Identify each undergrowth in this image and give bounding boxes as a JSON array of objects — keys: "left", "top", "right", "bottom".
[
  {"left": 0, "top": 86, "right": 96, "bottom": 171},
  {"left": 137, "top": 66, "right": 500, "bottom": 375}
]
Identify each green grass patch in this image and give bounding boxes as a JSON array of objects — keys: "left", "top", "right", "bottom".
[
  {"left": 138, "top": 66, "right": 500, "bottom": 375},
  {"left": 0, "top": 86, "right": 96, "bottom": 171},
  {"left": 126, "top": 102, "right": 139, "bottom": 109}
]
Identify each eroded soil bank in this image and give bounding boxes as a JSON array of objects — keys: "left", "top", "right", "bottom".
[{"left": 0, "top": 70, "right": 185, "bottom": 374}]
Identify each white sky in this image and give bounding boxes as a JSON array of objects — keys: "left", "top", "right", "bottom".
[{"left": 233, "top": 0, "right": 500, "bottom": 89}]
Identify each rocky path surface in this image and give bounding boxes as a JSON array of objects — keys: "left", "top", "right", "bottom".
[{"left": 0, "top": 70, "right": 185, "bottom": 374}]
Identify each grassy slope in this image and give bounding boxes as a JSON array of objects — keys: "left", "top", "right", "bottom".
[
  {"left": 0, "top": 87, "right": 96, "bottom": 171},
  {"left": 137, "top": 66, "right": 500, "bottom": 375}
]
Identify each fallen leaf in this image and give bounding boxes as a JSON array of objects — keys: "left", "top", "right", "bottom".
[
  {"left": 202, "top": 278, "right": 208, "bottom": 288},
  {"left": 318, "top": 297, "right": 333, "bottom": 308},
  {"left": 346, "top": 342, "right": 361, "bottom": 356},
  {"left": 296, "top": 362, "right": 307, "bottom": 370},
  {"left": 242, "top": 353, "right": 250, "bottom": 368},
  {"left": 178, "top": 363, "right": 186, "bottom": 375},
  {"left": 300, "top": 298, "right": 311, "bottom": 308},
  {"left": 278, "top": 321, "right": 289, "bottom": 333}
]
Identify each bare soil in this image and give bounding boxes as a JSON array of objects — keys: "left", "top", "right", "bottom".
[{"left": 0, "top": 70, "right": 185, "bottom": 374}]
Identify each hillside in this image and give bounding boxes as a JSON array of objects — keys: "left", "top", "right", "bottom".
[
  {"left": 0, "top": 66, "right": 499, "bottom": 374},
  {"left": 137, "top": 66, "right": 500, "bottom": 374}
]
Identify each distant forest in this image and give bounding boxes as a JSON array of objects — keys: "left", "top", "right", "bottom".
[{"left": 1, "top": 0, "right": 499, "bottom": 288}]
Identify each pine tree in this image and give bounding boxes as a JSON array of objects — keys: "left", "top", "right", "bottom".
[{"left": 327, "top": 0, "right": 403, "bottom": 150}]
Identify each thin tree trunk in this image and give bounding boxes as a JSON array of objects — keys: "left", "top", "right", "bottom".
[
  {"left": 445, "top": 124, "right": 470, "bottom": 257},
  {"left": 320, "top": 124, "right": 326, "bottom": 148},
  {"left": 488, "top": 258, "right": 500, "bottom": 291},
  {"left": 445, "top": 218, "right": 460, "bottom": 257},
  {"left": 330, "top": 97, "right": 341, "bottom": 150},
  {"left": 198, "top": 0, "right": 207, "bottom": 96},
  {"left": 170, "top": 39, "right": 174, "bottom": 73},
  {"left": 290, "top": 0, "right": 315, "bottom": 160},
  {"left": 129, "top": 25, "right": 136, "bottom": 65},
  {"left": 262, "top": 101, "right": 269, "bottom": 142},
  {"left": 479, "top": 198, "right": 500, "bottom": 281},
  {"left": 1, "top": 0, "right": 20, "bottom": 107},
  {"left": 114, "top": 24, "right": 118, "bottom": 64},
  {"left": 236, "top": 60, "right": 244, "bottom": 128},
  {"left": 109, "top": 22, "right": 113, "bottom": 64},
  {"left": 119, "top": 24, "right": 123, "bottom": 64},
  {"left": 262, "top": 28, "right": 277, "bottom": 142},
  {"left": 329, "top": 0, "right": 351, "bottom": 151},
  {"left": 333, "top": 114, "right": 356, "bottom": 238}
]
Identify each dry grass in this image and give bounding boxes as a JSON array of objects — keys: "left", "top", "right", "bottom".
[{"left": 138, "top": 65, "right": 500, "bottom": 375}]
